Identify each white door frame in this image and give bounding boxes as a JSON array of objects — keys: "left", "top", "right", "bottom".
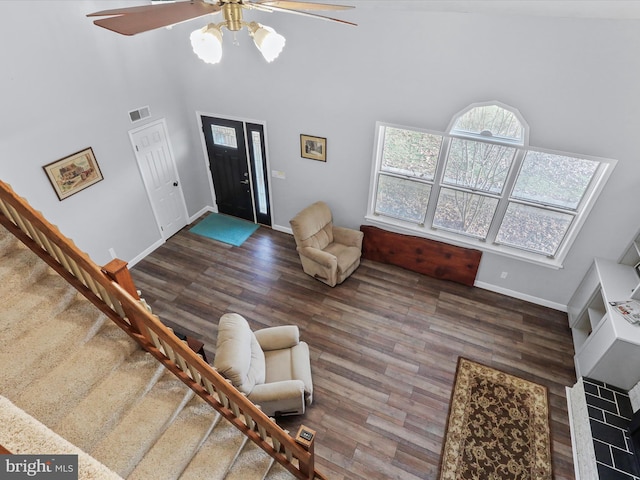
[{"left": 129, "top": 118, "right": 189, "bottom": 240}]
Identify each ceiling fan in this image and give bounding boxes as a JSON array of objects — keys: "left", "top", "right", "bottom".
[{"left": 87, "top": 0, "right": 356, "bottom": 64}]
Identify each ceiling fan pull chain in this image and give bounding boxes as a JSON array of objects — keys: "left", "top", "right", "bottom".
[{"left": 233, "top": 31, "right": 240, "bottom": 47}]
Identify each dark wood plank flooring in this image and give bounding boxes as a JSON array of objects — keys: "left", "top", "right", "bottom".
[{"left": 130, "top": 223, "right": 576, "bottom": 480}]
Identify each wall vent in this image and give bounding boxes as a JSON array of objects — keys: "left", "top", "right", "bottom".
[{"left": 128, "top": 106, "right": 151, "bottom": 123}]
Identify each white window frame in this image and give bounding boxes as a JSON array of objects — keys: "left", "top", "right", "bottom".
[{"left": 365, "top": 102, "right": 617, "bottom": 268}]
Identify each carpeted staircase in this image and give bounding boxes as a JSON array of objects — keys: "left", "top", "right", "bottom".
[{"left": 0, "top": 224, "right": 294, "bottom": 480}]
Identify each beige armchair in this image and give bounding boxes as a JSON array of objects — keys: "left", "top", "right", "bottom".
[
  {"left": 213, "top": 313, "right": 313, "bottom": 417},
  {"left": 289, "top": 201, "right": 364, "bottom": 287}
]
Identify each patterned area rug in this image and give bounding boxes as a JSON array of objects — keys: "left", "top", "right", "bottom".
[{"left": 438, "top": 357, "right": 552, "bottom": 480}]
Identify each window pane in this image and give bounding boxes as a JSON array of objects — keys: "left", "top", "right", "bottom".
[
  {"left": 375, "top": 174, "right": 431, "bottom": 223},
  {"left": 211, "top": 125, "right": 238, "bottom": 148},
  {"left": 512, "top": 151, "right": 599, "bottom": 210},
  {"left": 444, "top": 139, "right": 515, "bottom": 194},
  {"left": 496, "top": 203, "right": 573, "bottom": 256},
  {"left": 381, "top": 127, "right": 441, "bottom": 180},
  {"left": 250, "top": 131, "right": 267, "bottom": 215},
  {"left": 452, "top": 105, "right": 523, "bottom": 143},
  {"left": 433, "top": 188, "right": 499, "bottom": 238}
]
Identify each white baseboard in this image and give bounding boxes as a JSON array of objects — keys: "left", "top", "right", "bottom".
[
  {"left": 474, "top": 280, "right": 567, "bottom": 312},
  {"left": 189, "top": 205, "right": 216, "bottom": 224},
  {"left": 128, "top": 238, "right": 164, "bottom": 267},
  {"left": 272, "top": 223, "right": 292, "bottom": 235},
  {"left": 129, "top": 206, "right": 217, "bottom": 267}
]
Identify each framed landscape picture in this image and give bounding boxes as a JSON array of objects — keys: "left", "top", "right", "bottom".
[
  {"left": 300, "top": 134, "right": 326, "bottom": 162},
  {"left": 43, "top": 147, "right": 103, "bottom": 201}
]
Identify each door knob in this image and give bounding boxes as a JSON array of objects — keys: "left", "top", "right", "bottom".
[{"left": 240, "top": 180, "right": 249, "bottom": 184}]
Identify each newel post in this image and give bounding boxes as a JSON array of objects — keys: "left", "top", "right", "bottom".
[
  {"left": 295, "top": 425, "right": 316, "bottom": 480},
  {"left": 102, "top": 258, "right": 147, "bottom": 336},
  {"left": 102, "top": 259, "right": 139, "bottom": 298}
]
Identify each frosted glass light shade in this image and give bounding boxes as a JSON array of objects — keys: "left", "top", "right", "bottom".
[
  {"left": 190, "top": 24, "right": 223, "bottom": 64},
  {"left": 250, "top": 23, "right": 285, "bottom": 62}
]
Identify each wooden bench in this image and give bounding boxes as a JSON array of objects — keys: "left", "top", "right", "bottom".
[{"left": 360, "top": 225, "right": 482, "bottom": 286}]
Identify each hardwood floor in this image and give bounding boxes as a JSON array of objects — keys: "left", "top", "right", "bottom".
[{"left": 129, "top": 223, "right": 577, "bottom": 480}]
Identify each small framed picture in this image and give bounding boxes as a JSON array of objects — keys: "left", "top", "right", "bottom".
[
  {"left": 43, "top": 147, "right": 103, "bottom": 201},
  {"left": 300, "top": 134, "right": 327, "bottom": 162}
]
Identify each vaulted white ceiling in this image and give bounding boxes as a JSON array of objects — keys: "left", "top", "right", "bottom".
[{"left": 348, "top": 0, "right": 640, "bottom": 20}]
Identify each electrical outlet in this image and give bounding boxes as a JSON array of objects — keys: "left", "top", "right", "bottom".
[{"left": 500, "top": 271, "right": 508, "bottom": 279}]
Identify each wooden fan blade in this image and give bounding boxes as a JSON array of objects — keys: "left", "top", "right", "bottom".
[
  {"left": 255, "top": 1, "right": 354, "bottom": 11},
  {"left": 87, "top": 3, "right": 191, "bottom": 17},
  {"left": 253, "top": 4, "right": 357, "bottom": 25},
  {"left": 88, "top": 1, "right": 221, "bottom": 36}
]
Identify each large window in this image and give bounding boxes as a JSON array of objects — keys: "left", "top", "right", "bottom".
[{"left": 367, "top": 102, "right": 616, "bottom": 267}]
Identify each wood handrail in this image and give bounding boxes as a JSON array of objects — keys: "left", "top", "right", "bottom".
[{"left": 0, "top": 179, "right": 324, "bottom": 480}]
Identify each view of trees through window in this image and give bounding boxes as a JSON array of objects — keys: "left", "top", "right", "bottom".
[{"left": 372, "top": 103, "right": 609, "bottom": 261}]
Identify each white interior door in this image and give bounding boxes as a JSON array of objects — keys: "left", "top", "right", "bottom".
[{"left": 129, "top": 119, "right": 188, "bottom": 239}]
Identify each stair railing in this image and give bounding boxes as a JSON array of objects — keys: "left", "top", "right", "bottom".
[{"left": 0, "top": 180, "right": 324, "bottom": 480}]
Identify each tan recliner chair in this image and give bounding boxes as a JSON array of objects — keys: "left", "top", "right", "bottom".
[
  {"left": 213, "top": 313, "right": 313, "bottom": 417},
  {"left": 289, "top": 201, "right": 364, "bottom": 287}
]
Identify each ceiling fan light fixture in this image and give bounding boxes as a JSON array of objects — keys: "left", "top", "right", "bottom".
[
  {"left": 88, "top": 1, "right": 355, "bottom": 65},
  {"left": 190, "top": 24, "right": 223, "bottom": 64},
  {"left": 248, "top": 22, "right": 286, "bottom": 63}
]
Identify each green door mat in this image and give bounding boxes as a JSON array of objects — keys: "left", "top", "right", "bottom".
[{"left": 189, "top": 213, "right": 259, "bottom": 247}]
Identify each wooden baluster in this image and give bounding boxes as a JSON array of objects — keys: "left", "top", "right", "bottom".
[
  {"left": 187, "top": 363, "right": 201, "bottom": 383},
  {"left": 7, "top": 204, "right": 29, "bottom": 238},
  {"left": 66, "top": 257, "right": 88, "bottom": 288},
  {"left": 272, "top": 436, "right": 281, "bottom": 453},
  {"left": 203, "top": 378, "right": 216, "bottom": 396},
  {"left": 50, "top": 242, "right": 73, "bottom": 274},
  {"left": 176, "top": 354, "right": 189, "bottom": 372},
  {"left": 149, "top": 330, "right": 163, "bottom": 352},
  {"left": 21, "top": 218, "right": 43, "bottom": 249},
  {"left": 230, "top": 400, "right": 241, "bottom": 418},
  {"left": 160, "top": 338, "right": 177, "bottom": 363},
  {"left": 243, "top": 411, "right": 255, "bottom": 430},
  {"left": 257, "top": 423, "right": 267, "bottom": 441},
  {"left": 0, "top": 198, "right": 11, "bottom": 220}
]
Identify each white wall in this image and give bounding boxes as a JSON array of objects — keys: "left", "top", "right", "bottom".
[{"left": 1, "top": 1, "right": 639, "bottom": 310}]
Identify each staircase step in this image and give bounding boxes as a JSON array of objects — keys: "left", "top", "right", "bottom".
[
  {"left": 266, "top": 461, "right": 298, "bottom": 480},
  {"left": 128, "top": 395, "right": 220, "bottom": 480},
  {"left": 89, "top": 371, "right": 193, "bottom": 478},
  {"left": 0, "top": 395, "right": 123, "bottom": 480},
  {"left": 226, "top": 440, "right": 275, "bottom": 480},
  {"left": 0, "top": 224, "right": 301, "bottom": 480},
  {"left": 180, "top": 416, "right": 248, "bottom": 480},
  {"left": 0, "top": 245, "right": 51, "bottom": 301},
  {"left": 0, "top": 224, "right": 19, "bottom": 255},
  {"left": 0, "top": 297, "right": 106, "bottom": 396},
  {"left": 13, "top": 321, "right": 138, "bottom": 426},
  {"left": 0, "top": 271, "right": 79, "bottom": 340},
  {"left": 54, "top": 349, "right": 164, "bottom": 452}
]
